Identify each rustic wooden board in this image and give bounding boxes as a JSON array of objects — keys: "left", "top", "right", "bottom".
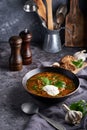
[
  {"left": 52, "top": 62, "right": 87, "bottom": 74},
  {"left": 65, "top": 0, "right": 85, "bottom": 47}
]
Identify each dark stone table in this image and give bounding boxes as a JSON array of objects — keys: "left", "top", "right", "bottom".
[{"left": 0, "top": 42, "right": 86, "bottom": 130}]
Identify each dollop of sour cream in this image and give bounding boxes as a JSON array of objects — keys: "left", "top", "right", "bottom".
[{"left": 43, "top": 85, "right": 59, "bottom": 96}]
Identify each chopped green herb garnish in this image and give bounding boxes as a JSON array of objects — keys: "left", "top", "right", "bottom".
[
  {"left": 55, "top": 80, "right": 66, "bottom": 88},
  {"left": 72, "top": 59, "right": 83, "bottom": 68},
  {"left": 40, "top": 77, "right": 51, "bottom": 85},
  {"left": 32, "top": 85, "right": 37, "bottom": 90},
  {"left": 70, "top": 100, "right": 87, "bottom": 116}
]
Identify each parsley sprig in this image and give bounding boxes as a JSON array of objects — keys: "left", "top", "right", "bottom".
[
  {"left": 70, "top": 100, "right": 87, "bottom": 116},
  {"left": 72, "top": 59, "right": 84, "bottom": 68}
]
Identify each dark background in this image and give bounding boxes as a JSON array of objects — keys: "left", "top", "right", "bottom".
[{"left": 0, "top": 0, "right": 87, "bottom": 45}]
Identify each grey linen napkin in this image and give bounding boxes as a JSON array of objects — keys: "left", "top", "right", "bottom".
[{"left": 24, "top": 64, "right": 87, "bottom": 130}]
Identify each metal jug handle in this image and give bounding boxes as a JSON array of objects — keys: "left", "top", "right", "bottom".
[{"left": 57, "top": 27, "right": 65, "bottom": 48}]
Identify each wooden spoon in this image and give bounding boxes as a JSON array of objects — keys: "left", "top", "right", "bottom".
[
  {"left": 46, "top": 0, "right": 54, "bottom": 30},
  {"left": 34, "top": 0, "right": 46, "bottom": 22}
]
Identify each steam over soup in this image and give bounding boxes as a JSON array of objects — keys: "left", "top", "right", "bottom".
[{"left": 26, "top": 72, "right": 76, "bottom": 97}]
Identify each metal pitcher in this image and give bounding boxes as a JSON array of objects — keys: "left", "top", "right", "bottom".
[{"left": 43, "top": 28, "right": 62, "bottom": 53}]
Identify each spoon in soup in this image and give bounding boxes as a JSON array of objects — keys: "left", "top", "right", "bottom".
[{"left": 21, "top": 102, "right": 66, "bottom": 130}]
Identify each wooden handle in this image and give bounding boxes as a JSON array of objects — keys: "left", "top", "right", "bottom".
[
  {"left": 46, "top": 0, "right": 53, "bottom": 30},
  {"left": 34, "top": 0, "right": 46, "bottom": 22}
]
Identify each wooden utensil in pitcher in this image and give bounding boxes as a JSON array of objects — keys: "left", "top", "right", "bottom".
[
  {"left": 34, "top": 0, "right": 46, "bottom": 22},
  {"left": 46, "top": 0, "right": 54, "bottom": 30}
]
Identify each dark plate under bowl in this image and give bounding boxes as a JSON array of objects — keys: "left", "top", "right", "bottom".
[{"left": 22, "top": 67, "right": 80, "bottom": 103}]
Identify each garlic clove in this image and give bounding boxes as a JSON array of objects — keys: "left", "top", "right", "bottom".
[
  {"left": 62, "top": 104, "right": 83, "bottom": 125},
  {"left": 65, "top": 110, "right": 83, "bottom": 125},
  {"left": 74, "top": 50, "right": 87, "bottom": 61},
  {"left": 52, "top": 62, "right": 60, "bottom": 67}
]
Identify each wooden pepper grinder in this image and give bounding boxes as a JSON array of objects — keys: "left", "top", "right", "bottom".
[
  {"left": 19, "top": 29, "right": 32, "bottom": 65},
  {"left": 65, "top": 0, "right": 84, "bottom": 47},
  {"left": 9, "top": 36, "right": 23, "bottom": 71}
]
